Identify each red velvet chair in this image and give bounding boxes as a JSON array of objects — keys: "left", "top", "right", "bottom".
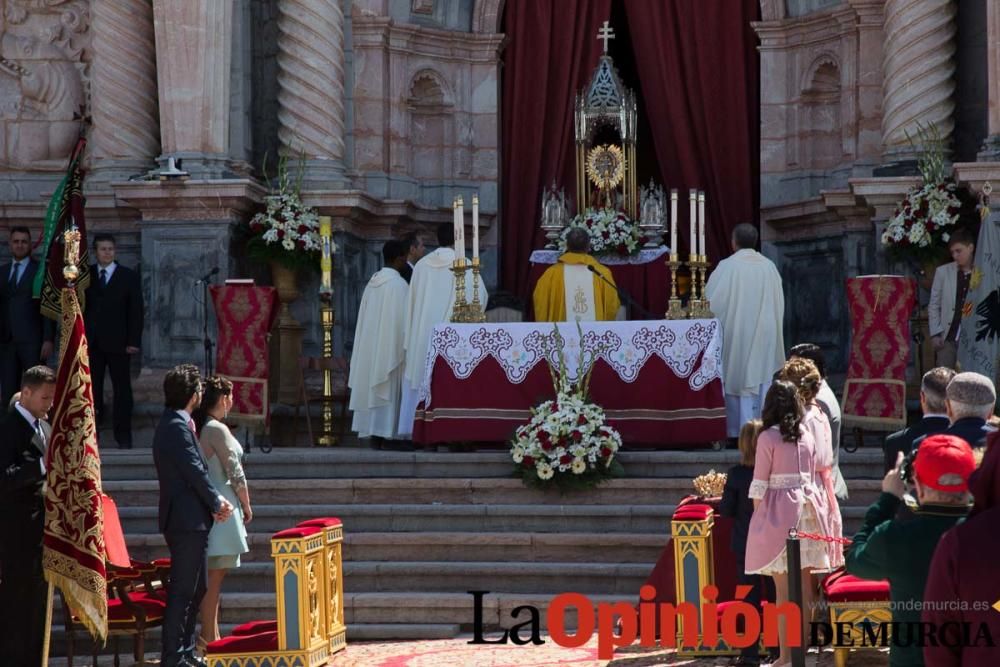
[
  {"left": 821, "top": 569, "right": 892, "bottom": 667},
  {"left": 62, "top": 495, "right": 169, "bottom": 667}
]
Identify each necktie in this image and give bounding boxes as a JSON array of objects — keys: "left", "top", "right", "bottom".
[
  {"left": 188, "top": 418, "right": 199, "bottom": 441},
  {"left": 10, "top": 261, "right": 20, "bottom": 286},
  {"left": 33, "top": 418, "right": 46, "bottom": 449},
  {"left": 100, "top": 268, "right": 108, "bottom": 287}
]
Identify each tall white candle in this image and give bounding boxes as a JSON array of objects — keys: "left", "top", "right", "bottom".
[
  {"left": 698, "top": 191, "right": 706, "bottom": 258},
  {"left": 688, "top": 189, "right": 697, "bottom": 258},
  {"left": 669, "top": 189, "right": 678, "bottom": 254},
  {"left": 452, "top": 196, "right": 461, "bottom": 259},
  {"left": 456, "top": 195, "right": 465, "bottom": 263},
  {"left": 472, "top": 194, "right": 480, "bottom": 260}
]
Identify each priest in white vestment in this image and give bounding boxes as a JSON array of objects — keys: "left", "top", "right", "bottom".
[
  {"left": 348, "top": 241, "right": 410, "bottom": 441},
  {"left": 398, "top": 223, "right": 489, "bottom": 437},
  {"left": 705, "top": 223, "right": 785, "bottom": 438}
]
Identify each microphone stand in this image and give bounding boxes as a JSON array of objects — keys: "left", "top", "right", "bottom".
[
  {"left": 585, "top": 264, "right": 659, "bottom": 320},
  {"left": 200, "top": 274, "right": 215, "bottom": 376}
]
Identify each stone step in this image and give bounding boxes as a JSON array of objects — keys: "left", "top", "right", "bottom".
[
  {"left": 126, "top": 531, "right": 671, "bottom": 564},
  {"left": 221, "top": 561, "right": 654, "bottom": 596},
  {"left": 117, "top": 502, "right": 683, "bottom": 534},
  {"left": 104, "top": 476, "right": 887, "bottom": 508},
  {"left": 97, "top": 447, "right": 888, "bottom": 481}
]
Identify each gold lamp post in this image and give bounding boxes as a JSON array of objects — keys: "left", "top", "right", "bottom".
[{"left": 317, "top": 216, "right": 336, "bottom": 446}]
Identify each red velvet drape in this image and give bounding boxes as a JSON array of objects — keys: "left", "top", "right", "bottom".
[
  {"left": 499, "top": 1, "right": 760, "bottom": 295},
  {"left": 625, "top": 0, "right": 760, "bottom": 261},
  {"left": 499, "top": 0, "right": 612, "bottom": 298}
]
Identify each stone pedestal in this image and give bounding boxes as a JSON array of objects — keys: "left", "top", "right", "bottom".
[{"left": 112, "top": 180, "right": 265, "bottom": 368}]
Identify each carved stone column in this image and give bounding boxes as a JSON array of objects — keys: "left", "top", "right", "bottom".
[
  {"left": 881, "top": 0, "right": 957, "bottom": 159},
  {"left": 152, "top": 0, "right": 233, "bottom": 178},
  {"left": 980, "top": 0, "right": 1000, "bottom": 159},
  {"left": 90, "top": 0, "right": 160, "bottom": 181},
  {"left": 277, "top": 0, "right": 347, "bottom": 186}
]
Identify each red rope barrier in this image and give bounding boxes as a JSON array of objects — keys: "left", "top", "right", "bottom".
[{"left": 790, "top": 529, "right": 853, "bottom": 546}]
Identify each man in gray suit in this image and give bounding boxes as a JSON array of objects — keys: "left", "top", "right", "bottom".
[{"left": 929, "top": 228, "right": 976, "bottom": 368}]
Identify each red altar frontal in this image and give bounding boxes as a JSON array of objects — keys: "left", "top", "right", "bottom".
[
  {"left": 527, "top": 247, "right": 671, "bottom": 319},
  {"left": 411, "top": 319, "right": 726, "bottom": 448}
]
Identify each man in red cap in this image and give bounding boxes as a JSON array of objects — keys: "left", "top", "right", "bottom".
[
  {"left": 845, "top": 434, "right": 975, "bottom": 667},
  {"left": 922, "top": 431, "right": 1000, "bottom": 667}
]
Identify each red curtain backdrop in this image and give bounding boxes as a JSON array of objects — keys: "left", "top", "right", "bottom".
[
  {"left": 500, "top": 0, "right": 760, "bottom": 296},
  {"left": 499, "top": 0, "right": 612, "bottom": 298},
  {"left": 625, "top": 0, "right": 761, "bottom": 261}
]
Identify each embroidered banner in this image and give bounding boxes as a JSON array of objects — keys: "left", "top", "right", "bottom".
[
  {"left": 842, "top": 275, "right": 916, "bottom": 429},
  {"left": 42, "top": 288, "right": 106, "bottom": 641}
]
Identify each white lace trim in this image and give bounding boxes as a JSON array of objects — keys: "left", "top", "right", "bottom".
[
  {"left": 529, "top": 246, "right": 670, "bottom": 266},
  {"left": 768, "top": 473, "right": 812, "bottom": 489},
  {"left": 419, "top": 319, "right": 722, "bottom": 407},
  {"left": 748, "top": 479, "right": 768, "bottom": 500}
]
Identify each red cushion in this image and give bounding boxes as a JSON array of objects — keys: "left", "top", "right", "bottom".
[
  {"left": 151, "top": 558, "right": 171, "bottom": 569},
  {"left": 232, "top": 620, "right": 277, "bottom": 636},
  {"left": 298, "top": 517, "right": 343, "bottom": 528},
  {"left": 822, "top": 570, "right": 891, "bottom": 603},
  {"left": 271, "top": 526, "right": 324, "bottom": 540},
  {"left": 101, "top": 495, "right": 132, "bottom": 569},
  {"left": 207, "top": 631, "right": 279, "bottom": 655},
  {"left": 673, "top": 503, "right": 713, "bottom": 521},
  {"left": 106, "top": 593, "right": 166, "bottom": 627}
]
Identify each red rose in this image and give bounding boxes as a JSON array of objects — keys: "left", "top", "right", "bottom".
[
  {"left": 560, "top": 454, "right": 572, "bottom": 465},
  {"left": 577, "top": 415, "right": 588, "bottom": 426},
  {"left": 297, "top": 224, "right": 308, "bottom": 234},
  {"left": 602, "top": 231, "right": 610, "bottom": 239},
  {"left": 523, "top": 457, "right": 534, "bottom": 468},
  {"left": 572, "top": 431, "right": 583, "bottom": 443},
  {"left": 600, "top": 447, "right": 612, "bottom": 458},
  {"left": 276, "top": 229, "right": 285, "bottom": 239}
]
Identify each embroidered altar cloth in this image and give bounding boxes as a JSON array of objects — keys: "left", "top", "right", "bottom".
[{"left": 413, "top": 320, "right": 726, "bottom": 447}]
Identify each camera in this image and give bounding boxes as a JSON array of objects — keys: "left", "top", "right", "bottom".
[{"left": 900, "top": 448, "right": 918, "bottom": 487}]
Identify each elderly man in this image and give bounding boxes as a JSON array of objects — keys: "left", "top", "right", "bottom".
[
  {"left": 940, "top": 371, "right": 996, "bottom": 447},
  {"left": 882, "top": 367, "right": 955, "bottom": 473},
  {"left": 846, "top": 434, "right": 975, "bottom": 667},
  {"left": 705, "top": 223, "right": 785, "bottom": 437},
  {"left": 533, "top": 227, "right": 620, "bottom": 322}
]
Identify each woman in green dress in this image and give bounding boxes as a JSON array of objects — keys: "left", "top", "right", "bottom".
[{"left": 194, "top": 376, "right": 252, "bottom": 649}]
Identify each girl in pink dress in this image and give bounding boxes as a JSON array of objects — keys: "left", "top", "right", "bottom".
[
  {"left": 746, "top": 380, "right": 835, "bottom": 666},
  {"left": 778, "top": 358, "right": 845, "bottom": 569}
]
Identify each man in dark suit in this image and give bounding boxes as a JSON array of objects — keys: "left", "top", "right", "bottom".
[
  {"left": 399, "top": 231, "right": 425, "bottom": 283},
  {"left": 939, "top": 371, "right": 997, "bottom": 447},
  {"left": 84, "top": 234, "right": 144, "bottom": 448},
  {"left": 153, "top": 364, "right": 233, "bottom": 667},
  {"left": 883, "top": 366, "right": 953, "bottom": 472},
  {"left": 0, "top": 227, "right": 55, "bottom": 406},
  {"left": 0, "top": 365, "right": 55, "bottom": 667}
]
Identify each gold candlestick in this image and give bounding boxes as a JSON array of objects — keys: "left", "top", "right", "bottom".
[
  {"left": 686, "top": 252, "right": 702, "bottom": 316},
  {"left": 687, "top": 255, "right": 714, "bottom": 319},
  {"left": 450, "top": 258, "right": 470, "bottom": 323},
  {"left": 317, "top": 216, "right": 336, "bottom": 446},
  {"left": 468, "top": 258, "right": 486, "bottom": 322},
  {"left": 665, "top": 254, "right": 686, "bottom": 319}
]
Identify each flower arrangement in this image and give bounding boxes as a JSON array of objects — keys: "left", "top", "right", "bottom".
[
  {"left": 881, "top": 124, "right": 968, "bottom": 265},
  {"left": 559, "top": 207, "right": 644, "bottom": 257},
  {"left": 243, "top": 155, "right": 324, "bottom": 272},
  {"left": 510, "top": 323, "right": 624, "bottom": 491}
]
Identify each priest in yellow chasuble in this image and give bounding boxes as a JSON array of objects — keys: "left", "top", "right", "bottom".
[{"left": 533, "top": 227, "right": 620, "bottom": 322}]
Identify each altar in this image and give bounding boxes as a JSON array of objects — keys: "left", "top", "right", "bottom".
[{"left": 411, "top": 319, "right": 726, "bottom": 448}]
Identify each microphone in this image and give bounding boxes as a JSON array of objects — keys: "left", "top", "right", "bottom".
[
  {"left": 585, "top": 264, "right": 658, "bottom": 320},
  {"left": 195, "top": 266, "right": 220, "bottom": 285}
]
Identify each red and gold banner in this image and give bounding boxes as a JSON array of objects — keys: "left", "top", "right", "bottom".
[
  {"left": 211, "top": 284, "right": 278, "bottom": 423},
  {"left": 842, "top": 275, "right": 916, "bottom": 429},
  {"left": 42, "top": 287, "right": 106, "bottom": 641}
]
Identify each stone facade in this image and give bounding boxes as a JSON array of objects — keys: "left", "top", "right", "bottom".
[{"left": 4, "top": 0, "right": 999, "bottom": 386}]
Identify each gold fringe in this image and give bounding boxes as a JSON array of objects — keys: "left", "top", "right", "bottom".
[{"left": 44, "top": 569, "right": 107, "bottom": 644}]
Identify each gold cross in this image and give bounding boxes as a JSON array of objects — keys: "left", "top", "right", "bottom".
[{"left": 597, "top": 21, "right": 615, "bottom": 54}]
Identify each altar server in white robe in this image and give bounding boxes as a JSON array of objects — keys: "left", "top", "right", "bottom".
[
  {"left": 705, "top": 223, "right": 785, "bottom": 438},
  {"left": 348, "top": 241, "right": 410, "bottom": 440},
  {"left": 398, "top": 223, "right": 489, "bottom": 437}
]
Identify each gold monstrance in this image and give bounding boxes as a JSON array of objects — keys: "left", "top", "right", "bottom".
[{"left": 575, "top": 21, "right": 638, "bottom": 218}]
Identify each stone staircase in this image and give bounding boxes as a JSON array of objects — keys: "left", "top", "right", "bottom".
[{"left": 53, "top": 445, "right": 886, "bottom": 658}]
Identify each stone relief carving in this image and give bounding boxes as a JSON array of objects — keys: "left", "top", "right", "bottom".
[{"left": 0, "top": 0, "right": 90, "bottom": 170}]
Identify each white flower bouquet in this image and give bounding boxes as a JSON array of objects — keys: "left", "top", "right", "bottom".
[
  {"left": 881, "top": 180, "right": 963, "bottom": 263},
  {"left": 511, "top": 323, "right": 624, "bottom": 490},
  {"left": 559, "top": 208, "right": 644, "bottom": 257},
  {"left": 244, "top": 155, "right": 323, "bottom": 271}
]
